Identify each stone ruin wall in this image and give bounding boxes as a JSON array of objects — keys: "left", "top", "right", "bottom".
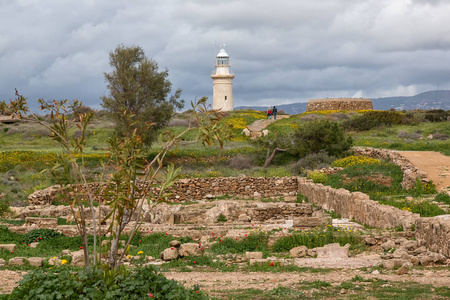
[
  {"left": 297, "top": 178, "right": 420, "bottom": 230},
  {"left": 27, "top": 161, "right": 449, "bottom": 256},
  {"left": 352, "top": 147, "right": 429, "bottom": 190},
  {"left": 28, "top": 176, "right": 299, "bottom": 206},
  {"left": 297, "top": 177, "right": 450, "bottom": 257},
  {"left": 306, "top": 98, "right": 373, "bottom": 112}
]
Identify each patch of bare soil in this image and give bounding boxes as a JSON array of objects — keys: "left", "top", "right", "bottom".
[
  {"left": 2, "top": 268, "right": 449, "bottom": 296},
  {"left": 165, "top": 268, "right": 450, "bottom": 294},
  {"left": 397, "top": 151, "right": 450, "bottom": 191}
]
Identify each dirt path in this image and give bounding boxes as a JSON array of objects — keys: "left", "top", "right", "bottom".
[
  {"left": 397, "top": 151, "right": 450, "bottom": 191},
  {"left": 246, "top": 115, "right": 290, "bottom": 132},
  {"left": 4, "top": 268, "right": 448, "bottom": 296},
  {"left": 165, "top": 269, "right": 450, "bottom": 292}
]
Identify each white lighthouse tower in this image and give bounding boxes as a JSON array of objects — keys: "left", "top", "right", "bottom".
[{"left": 211, "top": 45, "right": 235, "bottom": 111}]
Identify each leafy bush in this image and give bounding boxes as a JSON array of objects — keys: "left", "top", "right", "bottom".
[
  {"left": 331, "top": 155, "right": 380, "bottom": 168},
  {"left": 291, "top": 152, "right": 336, "bottom": 175},
  {"left": 23, "top": 228, "right": 64, "bottom": 244},
  {"left": 8, "top": 265, "right": 207, "bottom": 299},
  {"left": 217, "top": 213, "right": 228, "bottom": 222},
  {"left": 227, "top": 154, "right": 253, "bottom": 169},
  {"left": 0, "top": 200, "right": 9, "bottom": 216},
  {"left": 307, "top": 171, "right": 329, "bottom": 184},
  {"left": 0, "top": 225, "right": 24, "bottom": 243},
  {"left": 424, "top": 109, "right": 450, "bottom": 122},
  {"left": 410, "top": 179, "right": 437, "bottom": 197},
  {"left": 343, "top": 111, "right": 403, "bottom": 131},
  {"left": 290, "top": 120, "right": 352, "bottom": 157}
]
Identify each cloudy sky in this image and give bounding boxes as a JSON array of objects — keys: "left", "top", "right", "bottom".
[{"left": 1, "top": 0, "right": 450, "bottom": 111}]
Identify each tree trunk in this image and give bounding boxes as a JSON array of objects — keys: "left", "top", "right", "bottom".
[{"left": 263, "top": 147, "right": 288, "bottom": 168}]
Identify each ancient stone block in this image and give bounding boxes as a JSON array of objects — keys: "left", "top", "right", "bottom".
[
  {"left": 160, "top": 248, "right": 178, "bottom": 261},
  {"left": 245, "top": 252, "right": 263, "bottom": 261},
  {"left": 0, "top": 244, "right": 16, "bottom": 252},
  {"left": 9, "top": 257, "right": 25, "bottom": 266},
  {"left": 28, "top": 257, "right": 43, "bottom": 267}
]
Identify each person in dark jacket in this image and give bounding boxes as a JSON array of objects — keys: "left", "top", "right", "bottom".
[{"left": 272, "top": 106, "right": 278, "bottom": 119}]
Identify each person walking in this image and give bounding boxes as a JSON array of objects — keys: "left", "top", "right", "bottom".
[
  {"left": 272, "top": 106, "right": 278, "bottom": 120},
  {"left": 267, "top": 106, "right": 272, "bottom": 120}
]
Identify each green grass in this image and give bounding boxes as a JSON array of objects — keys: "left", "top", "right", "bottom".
[
  {"left": 272, "top": 226, "right": 365, "bottom": 253},
  {"left": 209, "top": 232, "right": 269, "bottom": 255},
  {"left": 379, "top": 197, "right": 446, "bottom": 217},
  {"left": 309, "top": 160, "right": 405, "bottom": 200}
]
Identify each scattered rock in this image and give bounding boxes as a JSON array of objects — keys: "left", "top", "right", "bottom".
[
  {"left": 169, "top": 240, "right": 181, "bottom": 248},
  {"left": 179, "top": 243, "right": 201, "bottom": 257},
  {"left": 290, "top": 246, "right": 308, "bottom": 258},
  {"left": 160, "top": 248, "right": 178, "bottom": 261},
  {"left": 397, "top": 266, "right": 409, "bottom": 275},
  {"left": 381, "top": 240, "right": 396, "bottom": 250},
  {"left": 70, "top": 250, "right": 86, "bottom": 267}
]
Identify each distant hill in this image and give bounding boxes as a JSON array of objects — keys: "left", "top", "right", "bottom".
[{"left": 235, "top": 90, "right": 450, "bottom": 114}]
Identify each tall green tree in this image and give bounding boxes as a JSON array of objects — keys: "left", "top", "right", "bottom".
[{"left": 101, "top": 44, "right": 184, "bottom": 146}]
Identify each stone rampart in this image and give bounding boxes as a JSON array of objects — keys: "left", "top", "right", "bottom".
[
  {"left": 352, "top": 147, "right": 429, "bottom": 190},
  {"left": 306, "top": 98, "right": 373, "bottom": 112}
]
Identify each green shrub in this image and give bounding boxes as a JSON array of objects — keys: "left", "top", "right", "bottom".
[
  {"left": 0, "top": 226, "right": 24, "bottom": 243},
  {"left": 22, "top": 228, "right": 64, "bottom": 244},
  {"left": 307, "top": 171, "right": 328, "bottom": 184},
  {"left": 291, "top": 151, "right": 336, "bottom": 175},
  {"left": 8, "top": 265, "right": 207, "bottom": 299},
  {"left": 0, "top": 200, "right": 9, "bottom": 216},
  {"left": 410, "top": 179, "right": 437, "bottom": 197},
  {"left": 290, "top": 120, "right": 352, "bottom": 157},
  {"left": 217, "top": 214, "right": 228, "bottom": 223},
  {"left": 343, "top": 111, "right": 403, "bottom": 131},
  {"left": 424, "top": 109, "right": 450, "bottom": 122}
]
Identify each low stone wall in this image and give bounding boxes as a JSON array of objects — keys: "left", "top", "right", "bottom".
[
  {"left": 306, "top": 98, "right": 373, "bottom": 112},
  {"left": 29, "top": 176, "right": 299, "bottom": 205},
  {"left": 297, "top": 178, "right": 420, "bottom": 230},
  {"left": 415, "top": 216, "right": 450, "bottom": 256},
  {"left": 352, "top": 147, "right": 429, "bottom": 190}
]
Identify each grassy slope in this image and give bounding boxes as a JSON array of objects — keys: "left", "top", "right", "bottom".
[{"left": 1, "top": 109, "right": 449, "bottom": 206}]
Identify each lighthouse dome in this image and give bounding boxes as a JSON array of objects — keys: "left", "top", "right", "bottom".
[{"left": 217, "top": 48, "right": 229, "bottom": 57}]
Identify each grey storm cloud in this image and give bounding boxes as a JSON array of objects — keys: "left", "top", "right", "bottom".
[{"left": 1, "top": 0, "right": 450, "bottom": 111}]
